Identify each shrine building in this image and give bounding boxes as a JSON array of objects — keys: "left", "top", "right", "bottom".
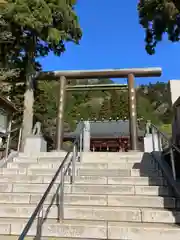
[{"left": 64, "top": 120, "right": 145, "bottom": 152}]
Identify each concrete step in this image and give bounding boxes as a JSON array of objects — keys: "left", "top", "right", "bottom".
[
  {"left": 0, "top": 174, "right": 167, "bottom": 186},
  {"left": 7, "top": 161, "right": 157, "bottom": 170},
  {"left": 81, "top": 152, "right": 150, "bottom": 162},
  {"left": 1, "top": 219, "right": 180, "bottom": 240},
  {"left": 13, "top": 156, "right": 65, "bottom": 163},
  {"left": 0, "top": 168, "right": 56, "bottom": 176},
  {"left": 0, "top": 237, "right": 107, "bottom": 240},
  {"left": 107, "top": 195, "right": 176, "bottom": 208},
  {"left": 1, "top": 220, "right": 180, "bottom": 240},
  {"left": 18, "top": 152, "right": 67, "bottom": 158},
  {"left": 78, "top": 168, "right": 163, "bottom": 177},
  {"left": 108, "top": 222, "right": 180, "bottom": 240},
  {"left": 18, "top": 151, "right": 143, "bottom": 157},
  {"left": 0, "top": 183, "right": 171, "bottom": 195},
  {"left": 81, "top": 151, "right": 144, "bottom": 159},
  {"left": 0, "top": 237, "right": 102, "bottom": 240},
  {"left": 0, "top": 204, "right": 179, "bottom": 223},
  {"left": 0, "top": 204, "right": 141, "bottom": 222},
  {"left": 0, "top": 218, "right": 107, "bottom": 239},
  {"left": 8, "top": 162, "right": 59, "bottom": 169},
  {"left": 0, "top": 193, "right": 107, "bottom": 206},
  {"left": 0, "top": 192, "right": 175, "bottom": 208},
  {"left": 16, "top": 151, "right": 146, "bottom": 163},
  {"left": 107, "top": 176, "right": 166, "bottom": 186},
  {"left": 13, "top": 154, "right": 150, "bottom": 164},
  {"left": 0, "top": 167, "right": 163, "bottom": 177}
]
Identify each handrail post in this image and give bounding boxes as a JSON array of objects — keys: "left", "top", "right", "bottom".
[
  {"left": 5, "top": 119, "right": 12, "bottom": 159},
  {"left": 17, "top": 127, "right": 22, "bottom": 152},
  {"left": 157, "top": 131, "right": 162, "bottom": 152},
  {"left": 79, "top": 131, "right": 83, "bottom": 162},
  {"left": 35, "top": 207, "right": 43, "bottom": 240},
  {"left": 60, "top": 167, "right": 65, "bottom": 221},
  {"left": 72, "top": 145, "right": 76, "bottom": 183},
  {"left": 170, "top": 147, "right": 176, "bottom": 181},
  {"left": 146, "top": 120, "right": 151, "bottom": 135},
  {"left": 151, "top": 126, "right": 155, "bottom": 151}
]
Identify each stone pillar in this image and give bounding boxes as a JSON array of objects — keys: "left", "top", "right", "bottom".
[
  {"left": 168, "top": 80, "right": 180, "bottom": 146},
  {"left": 56, "top": 76, "right": 66, "bottom": 151},
  {"left": 23, "top": 135, "right": 47, "bottom": 155},
  {"left": 83, "top": 121, "right": 90, "bottom": 152},
  {"left": 144, "top": 133, "right": 159, "bottom": 152}
]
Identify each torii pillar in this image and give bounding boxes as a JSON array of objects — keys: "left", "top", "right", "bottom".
[
  {"left": 56, "top": 76, "right": 66, "bottom": 151},
  {"left": 128, "top": 73, "right": 138, "bottom": 150}
]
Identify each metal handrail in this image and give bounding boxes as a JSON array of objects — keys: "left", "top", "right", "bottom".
[
  {"left": 151, "top": 123, "right": 177, "bottom": 149},
  {"left": 147, "top": 122, "right": 180, "bottom": 181},
  {"left": 18, "top": 124, "right": 84, "bottom": 240},
  {"left": 5, "top": 122, "right": 22, "bottom": 159}
]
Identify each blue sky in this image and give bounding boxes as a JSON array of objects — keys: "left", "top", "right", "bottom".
[{"left": 40, "top": 0, "right": 180, "bottom": 85}]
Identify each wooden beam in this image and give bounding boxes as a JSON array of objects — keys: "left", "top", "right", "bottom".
[
  {"left": 37, "top": 67, "right": 162, "bottom": 80},
  {"left": 66, "top": 83, "right": 128, "bottom": 91}
]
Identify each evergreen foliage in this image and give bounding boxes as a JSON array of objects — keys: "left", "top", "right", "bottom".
[
  {"left": 32, "top": 79, "right": 171, "bottom": 141},
  {"left": 0, "top": 0, "right": 82, "bottom": 131},
  {"left": 138, "top": 0, "right": 180, "bottom": 54},
  {"left": 99, "top": 97, "right": 111, "bottom": 119},
  {"left": 0, "top": 0, "right": 82, "bottom": 89}
]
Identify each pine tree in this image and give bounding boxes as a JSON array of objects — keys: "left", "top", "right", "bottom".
[
  {"left": 99, "top": 98, "right": 111, "bottom": 120},
  {"left": 109, "top": 91, "right": 119, "bottom": 119},
  {"left": 0, "top": 0, "right": 82, "bottom": 142},
  {"left": 109, "top": 91, "right": 128, "bottom": 119},
  {"left": 0, "top": 0, "right": 82, "bottom": 61},
  {"left": 0, "top": 0, "right": 82, "bottom": 82},
  {"left": 118, "top": 91, "right": 128, "bottom": 119}
]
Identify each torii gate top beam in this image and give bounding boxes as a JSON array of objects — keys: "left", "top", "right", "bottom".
[
  {"left": 37, "top": 67, "right": 162, "bottom": 80},
  {"left": 66, "top": 83, "right": 128, "bottom": 91}
]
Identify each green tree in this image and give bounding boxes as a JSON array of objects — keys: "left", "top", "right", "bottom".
[
  {"left": 138, "top": 0, "right": 180, "bottom": 54},
  {"left": 84, "top": 104, "right": 94, "bottom": 120},
  {"left": 99, "top": 98, "right": 111, "bottom": 120},
  {"left": 0, "top": 0, "right": 82, "bottom": 62},
  {"left": 137, "top": 82, "right": 171, "bottom": 124},
  {"left": 110, "top": 91, "right": 128, "bottom": 119},
  {"left": 0, "top": 0, "right": 82, "bottom": 141},
  {"left": 119, "top": 92, "right": 129, "bottom": 119},
  {"left": 137, "top": 95, "right": 160, "bottom": 125},
  {"left": 109, "top": 91, "right": 119, "bottom": 119}
]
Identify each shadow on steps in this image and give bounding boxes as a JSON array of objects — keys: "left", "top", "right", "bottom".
[{"left": 133, "top": 152, "right": 180, "bottom": 226}]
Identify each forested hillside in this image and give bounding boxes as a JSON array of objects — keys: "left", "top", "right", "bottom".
[{"left": 36, "top": 79, "right": 171, "bottom": 140}]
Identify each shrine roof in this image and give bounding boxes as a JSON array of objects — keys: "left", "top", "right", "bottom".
[{"left": 64, "top": 120, "right": 145, "bottom": 138}]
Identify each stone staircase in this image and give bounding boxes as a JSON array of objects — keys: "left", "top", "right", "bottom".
[{"left": 0, "top": 151, "right": 180, "bottom": 239}]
